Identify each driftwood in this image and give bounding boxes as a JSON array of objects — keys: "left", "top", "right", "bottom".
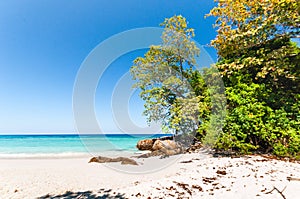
[
  {"left": 265, "top": 186, "right": 287, "bottom": 199},
  {"left": 287, "top": 177, "right": 300, "bottom": 181},
  {"left": 180, "top": 160, "right": 193, "bottom": 163}
]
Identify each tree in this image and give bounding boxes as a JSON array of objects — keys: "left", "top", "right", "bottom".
[
  {"left": 209, "top": 0, "right": 299, "bottom": 58},
  {"left": 208, "top": 0, "right": 300, "bottom": 157},
  {"left": 131, "top": 15, "right": 209, "bottom": 143}
]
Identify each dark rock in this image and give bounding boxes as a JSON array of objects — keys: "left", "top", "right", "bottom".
[
  {"left": 136, "top": 136, "right": 186, "bottom": 158},
  {"left": 152, "top": 140, "right": 179, "bottom": 151},
  {"left": 89, "top": 156, "right": 138, "bottom": 165},
  {"left": 135, "top": 141, "right": 184, "bottom": 158},
  {"left": 136, "top": 136, "right": 174, "bottom": 151},
  {"left": 136, "top": 139, "right": 155, "bottom": 150}
]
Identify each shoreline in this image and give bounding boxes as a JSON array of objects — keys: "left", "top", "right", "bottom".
[
  {"left": 0, "top": 150, "right": 149, "bottom": 160},
  {"left": 0, "top": 150, "right": 299, "bottom": 198},
  {"left": 0, "top": 152, "right": 91, "bottom": 160}
]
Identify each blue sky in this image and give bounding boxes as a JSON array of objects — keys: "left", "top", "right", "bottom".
[{"left": 0, "top": 0, "right": 217, "bottom": 134}]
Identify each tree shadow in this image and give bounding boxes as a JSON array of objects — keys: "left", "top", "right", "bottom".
[{"left": 38, "top": 189, "right": 126, "bottom": 199}]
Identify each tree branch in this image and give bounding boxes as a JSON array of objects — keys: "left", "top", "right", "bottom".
[{"left": 265, "top": 186, "right": 287, "bottom": 199}]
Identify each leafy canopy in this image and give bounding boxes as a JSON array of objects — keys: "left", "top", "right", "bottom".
[
  {"left": 208, "top": 0, "right": 300, "bottom": 158},
  {"left": 131, "top": 15, "right": 208, "bottom": 137}
]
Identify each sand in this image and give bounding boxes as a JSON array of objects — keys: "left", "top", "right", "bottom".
[{"left": 0, "top": 150, "right": 299, "bottom": 199}]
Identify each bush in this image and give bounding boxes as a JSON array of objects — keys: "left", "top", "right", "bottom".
[{"left": 215, "top": 79, "right": 300, "bottom": 158}]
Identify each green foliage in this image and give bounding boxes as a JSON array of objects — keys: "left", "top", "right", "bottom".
[
  {"left": 132, "top": 3, "right": 300, "bottom": 159},
  {"left": 217, "top": 80, "right": 300, "bottom": 157},
  {"left": 131, "top": 15, "right": 210, "bottom": 137},
  {"left": 209, "top": 0, "right": 300, "bottom": 158},
  {"left": 200, "top": 66, "right": 227, "bottom": 146},
  {"left": 208, "top": 0, "right": 300, "bottom": 59}
]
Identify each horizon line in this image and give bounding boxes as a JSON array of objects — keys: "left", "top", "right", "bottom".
[{"left": 0, "top": 133, "right": 171, "bottom": 136}]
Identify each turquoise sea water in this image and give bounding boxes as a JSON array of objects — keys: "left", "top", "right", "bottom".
[{"left": 0, "top": 134, "right": 169, "bottom": 158}]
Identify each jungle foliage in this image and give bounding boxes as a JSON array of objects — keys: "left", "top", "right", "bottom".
[
  {"left": 209, "top": 0, "right": 300, "bottom": 158},
  {"left": 131, "top": 0, "right": 300, "bottom": 158}
]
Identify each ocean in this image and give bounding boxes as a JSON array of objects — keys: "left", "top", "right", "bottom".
[{"left": 0, "top": 134, "right": 168, "bottom": 158}]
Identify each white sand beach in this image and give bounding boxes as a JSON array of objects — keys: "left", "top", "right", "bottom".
[{"left": 0, "top": 150, "right": 299, "bottom": 199}]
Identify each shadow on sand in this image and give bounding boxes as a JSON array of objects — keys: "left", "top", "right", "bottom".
[{"left": 38, "top": 189, "right": 126, "bottom": 199}]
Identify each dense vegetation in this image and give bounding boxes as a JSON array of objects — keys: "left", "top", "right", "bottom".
[
  {"left": 209, "top": 0, "right": 300, "bottom": 158},
  {"left": 131, "top": 0, "right": 299, "bottom": 158}
]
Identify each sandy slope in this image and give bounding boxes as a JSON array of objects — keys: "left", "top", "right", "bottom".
[{"left": 0, "top": 150, "right": 299, "bottom": 199}]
